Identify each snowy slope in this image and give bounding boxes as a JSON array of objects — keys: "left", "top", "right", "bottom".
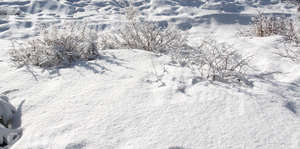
[
  {"left": 0, "top": 0, "right": 300, "bottom": 149},
  {"left": 2, "top": 47, "right": 300, "bottom": 149}
]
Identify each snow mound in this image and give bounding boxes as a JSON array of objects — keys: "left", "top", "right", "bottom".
[{"left": 0, "top": 48, "right": 299, "bottom": 148}]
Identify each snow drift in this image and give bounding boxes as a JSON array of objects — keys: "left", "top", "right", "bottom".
[{"left": 0, "top": 0, "right": 300, "bottom": 149}]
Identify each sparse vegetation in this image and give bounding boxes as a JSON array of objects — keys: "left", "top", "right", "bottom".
[
  {"left": 8, "top": 2, "right": 253, "bottom": 85},
  {"left": 100, "top": 5, "right": 253, "bottom": 84},
  {"left": 9, "top": 23, "right": 100, "bottom": 68}
]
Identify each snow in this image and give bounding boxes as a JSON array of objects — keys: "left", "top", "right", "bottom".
[{"left": 0, "top": 0, "right": 300, "bottom": 149}]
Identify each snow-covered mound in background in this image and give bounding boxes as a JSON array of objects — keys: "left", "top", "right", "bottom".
[
  {"left": 0, "top": 0, "right": 298, "bottom": 39},
  {"left": 0, "top": 0, "right": 300, "bottom": 149}
]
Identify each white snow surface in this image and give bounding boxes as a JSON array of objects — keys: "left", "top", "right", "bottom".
[{"left": 0, "top": 0, "right": 300, "bottom": 149}]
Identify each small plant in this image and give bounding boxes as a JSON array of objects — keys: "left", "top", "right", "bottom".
[
  {"left": 9, "top": 22, "right": 100, "bottom": 68},
  {"left": 173, "top": 39, "right": 252, "bottom": 83}
]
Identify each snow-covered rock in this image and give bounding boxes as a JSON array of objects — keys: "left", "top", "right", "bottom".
[{"left": 0, "top": 95, "right": 22, "bottom": 148}]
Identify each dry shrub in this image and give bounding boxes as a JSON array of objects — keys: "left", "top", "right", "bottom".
[
  {"left": 173, "top": 39, "right": 252, "bottom": 83},
  {"left": 9, "top": 22, "right": 100, "bottom": 68},
  {"left": 252, "top": 12, "right": 298, "bottom": 41},
  {"left": 99, "top": 6, "right": 186, "bottom": 54}
]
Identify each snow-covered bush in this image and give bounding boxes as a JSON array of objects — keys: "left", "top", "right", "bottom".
[
  {"left": 99, "top": 6, "right": 186, "bottom": 53},
  {"left": 10, "top": 23, "right": 100, "bottom": 68},
  {"left": 252, "top": 12, "right": 299, "bottom": 42},
  {"left": 173, "top": 39, "right": 252, "bottom": 83},
  {"left": 276, "top": 42, "right": 300, "bottom": 61}
]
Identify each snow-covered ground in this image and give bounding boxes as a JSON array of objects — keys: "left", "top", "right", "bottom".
[{"left": 1, "top": 0, "right": 300, "bottom": 149}]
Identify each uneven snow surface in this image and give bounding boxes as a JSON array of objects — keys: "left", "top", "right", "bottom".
[{"left": 0, "top": 0, "right": 300, "bottom": 149}]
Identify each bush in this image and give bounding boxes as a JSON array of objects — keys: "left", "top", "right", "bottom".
[
  {"left": 9, "top": 23, "right": 100, "bottom": 68},
  {"left": 99, "top": 6, "right": 186, "bottom": 54},
  {"left": 252, "top": 12, "right": 298, "bottom": 40},
  {"left": 173, "top": 39, "right": 252, "bottom": 83}
]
